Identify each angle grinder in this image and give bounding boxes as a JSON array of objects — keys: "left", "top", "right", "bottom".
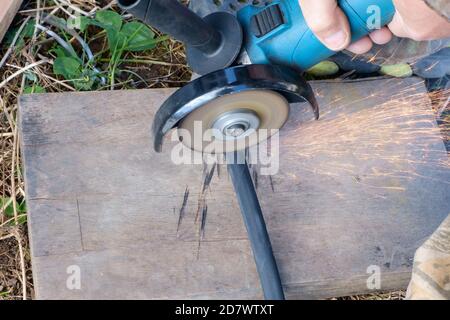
[{"left": 117, "top": 0, "right": 396, "bottom": 300}]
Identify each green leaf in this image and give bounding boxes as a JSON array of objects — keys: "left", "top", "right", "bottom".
[
  {"left": 0, "top": 198, "right": 27, "bottom": 218},
  {"left": 73, "top": 69, "right": 98, "bottom": 91},
  {"left": 108, "top": 29, "right": 126, "bottom": 52},
  {"left": 22, "top": 19, "right": 36, "bottom": 38},
  {"left": 17, "top": 215, "right": 28, "bottom": 225},
  {"left": 52, "top": 46, "right": 69, "bottom": 59},
  {"left": 53, "top": 57, "right": 81, "bottom": 79},
  {"left": 380, "top": 64, "right": 413, "bottom": 78},
  {"left": 307, "top": 61, "right": 340, "bottom": 77},
  {"left": 24, "top": 85, "right": 46, "bottom": 94},
  {"left": 24, "top": 70, "right": 38, "bottom": 82},
  {"left": 3, "top": 19, "right": 36, "bottom": 51},
  {"left": 50, "top": 44, "right": 80, "bottom": 61},
  {"left": 67, "top": 16, "right": 91, "bottom": 32},
  {"left": 54, "top": 58, "right": 80, "bottom": 77},
  {"left": 121, "top": 21, "right": 158, "bottom": 52},
  {"left": 18, "top": 200, "right": 27, "bottom": 214},
  {"left": 53, "top": 57, "right": 99, "bottom": 91},
  {"left": 92, "top": 11, "right": 124, "bottom": 51},
  {"left": 95, "top": 10, "right": 123, "bottom": 32}
]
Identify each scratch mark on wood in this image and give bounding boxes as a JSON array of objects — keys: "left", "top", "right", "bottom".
[
  {"left": 196, "top": 239, "right": 202, "bottom": 260},
  {"left": 195, "top": 163, "right": 216, "bottom": 223},
  {"left": 76, "top": 198, "right": 84, "bottom": 251},
  {"left": 252, "top": 167, "right": 258, "bottom": 190},
  {"left": 195, "top": 196, "right": 205, "bottom": 224},
  {"left": 196, "top": 204, "right": 208, "bottom": 260},
  {"left": 200, "top": 204, "right": 208, "bottom": 240},
  {"left": 202, "top": 163, "right": 216, "bottom": 194},
  {"left": 176, "top": 186, "right": 190, "bottom": 236},
  {"left": 269, "top": 176, "right": 275, "bottom": 192},
  {"left": 202, "top": 159, "right": 208, "bottom": 176}
]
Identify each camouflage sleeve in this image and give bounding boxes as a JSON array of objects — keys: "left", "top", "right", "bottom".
[
  {"left": 352, "top": 38, "right": 450, "bottom": 65},
  {"left": 345, "top": 0, "right": 450, "bottom": 65},
  {"left": 425, "top": 0, "right": 450, "bottom": 21},
  {"left": 406, "top": 215, "right": 450, "bottom": 300}
]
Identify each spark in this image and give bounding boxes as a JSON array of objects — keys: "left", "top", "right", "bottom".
[{"left": 283, "top": 84, "right": 449, "bottom": 194}]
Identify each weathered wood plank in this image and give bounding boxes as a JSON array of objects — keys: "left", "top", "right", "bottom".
[
  {"left": 19, "top": 77, "right": 450, "bottom": 299},
  {"left": 0, "top": 0, "right": 22, "bottom": 43}
]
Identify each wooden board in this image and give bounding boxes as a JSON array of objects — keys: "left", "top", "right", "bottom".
[
  {"left": 18, "top": 77, "right": 450, "bottom": 299},
  {"left": 0, "top": 0, "right": 22, "bottom": 43}
]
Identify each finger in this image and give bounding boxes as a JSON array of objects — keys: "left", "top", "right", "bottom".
[
  {"left": 369, "top": 27, "right": 392, "bottom": 45},
  {"left": 387, "top": 12, "right": 410, "bottom": 38},
  {"left": 346, "top": 36, "right": 373, "bottom": 54},
  {"left": 299, "top": 0, "right": 351, "bottom": 51},
  {"left": 389, "top": 0, "right": 450, "bottom": 41}
]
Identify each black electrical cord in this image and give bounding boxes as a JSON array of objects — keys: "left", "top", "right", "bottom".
[{"left": 227, "top": 161, "right": 285, "bottom": 300}]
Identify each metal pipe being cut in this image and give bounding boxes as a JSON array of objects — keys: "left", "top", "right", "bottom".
[{"left": 227, "top": 161, "right": 285, "bottom": 300}]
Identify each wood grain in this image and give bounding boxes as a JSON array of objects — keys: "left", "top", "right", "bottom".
[
  {"left": 0, "top": 0, "right": 22, "bottom": 43},
  {"left": 18, "top": 78, "right": 450, "bottom": 299}
]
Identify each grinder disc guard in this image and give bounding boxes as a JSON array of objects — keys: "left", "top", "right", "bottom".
[{"left": 151, "top": 64, "right": 319, "bottom": 153}]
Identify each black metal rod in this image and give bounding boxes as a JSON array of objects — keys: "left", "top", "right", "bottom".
[
  {"left": 118, "top": 0, "right": 222, "bottom": 55},
  {"left": 227, "top": 162, "right": 285, "bottom": 300}
]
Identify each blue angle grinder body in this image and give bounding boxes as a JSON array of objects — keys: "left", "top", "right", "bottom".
[{"left": 238, "top": 0, "right": 395, "bottom": 70}]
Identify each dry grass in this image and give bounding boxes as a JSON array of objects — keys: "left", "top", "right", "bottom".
[
  {"left": 0, "top": 35, "right": 30, "bottom": 300},
  {"left": 0, "top": 0, "right": 190, "bottom": 300},
  {"left": 334, "top": 291, "right": 406, "bottom": 300}
]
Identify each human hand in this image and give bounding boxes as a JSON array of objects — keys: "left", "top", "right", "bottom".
[
  {"left": 298, "top": 0, "right": 450, "bottom": 54},
  {"left": 388, "top": 0, "right": 450, "bottom": 41}
]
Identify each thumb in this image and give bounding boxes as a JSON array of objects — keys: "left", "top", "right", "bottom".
[
  {"left": 387, "top": 11, "right": 410, "bottom": 39},
  {"left": 388, "top": 0, "right": 450, "bottom": 41},
  {"left": 299, "top": 0, "right": 351, "bottom": 51}
]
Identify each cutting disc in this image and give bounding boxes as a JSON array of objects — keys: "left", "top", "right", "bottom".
[
  {"left": 178, "top": 90, "right": 289, "bottom": 153},
  {"left": 152, "top": 64, "right": 319, "bottom": 153}
]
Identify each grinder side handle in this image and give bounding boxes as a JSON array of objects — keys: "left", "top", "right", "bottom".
[{"left": 117, "top": 0, "right": 222, "bottom": 54}]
